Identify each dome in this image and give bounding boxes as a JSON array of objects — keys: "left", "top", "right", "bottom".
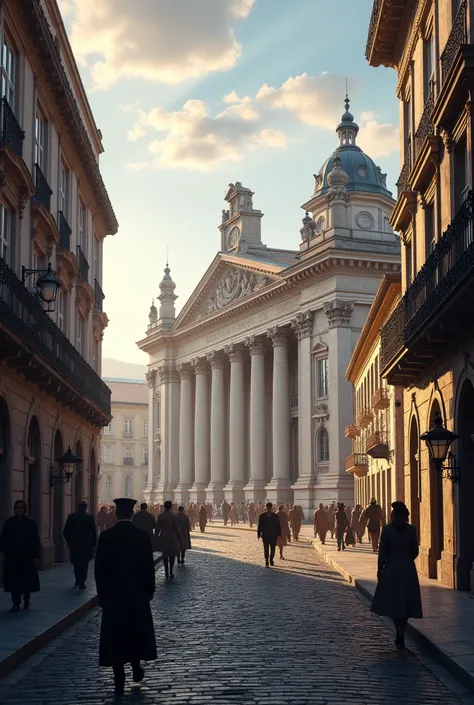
[{"left": 312, "top": 97, "right": 392, "bottom": 199}]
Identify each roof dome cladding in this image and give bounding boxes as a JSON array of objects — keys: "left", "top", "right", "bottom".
[{"left": 312, "top": 96, "right": 392, "bottom": 199}]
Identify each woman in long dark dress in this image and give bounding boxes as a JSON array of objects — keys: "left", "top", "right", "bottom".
[{"left": 371, "top": 501, "right": 422, "bottom": 650}]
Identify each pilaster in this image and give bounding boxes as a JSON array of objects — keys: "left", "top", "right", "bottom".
[
  {"left": 176, "top": 363, "right": 193, "bottom": 506},
  {"left": 144, "top": 369, "right": 156, "bottom": 504},
  {"left": 190, "top": 357, "right": 209, "bottom": 503}
]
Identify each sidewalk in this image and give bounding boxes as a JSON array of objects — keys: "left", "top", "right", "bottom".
[
  {"left": 0, "top": 553, "right": 162, "bottom": 680},
  {"left": 311, "top": 536, "right": 474, "bottom": 693}
]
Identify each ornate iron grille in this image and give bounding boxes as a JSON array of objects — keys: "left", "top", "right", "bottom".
[
  {"left": 365, "top": 0, "right": 382, "bottom": 60},
  {"left": 94, "top": 279, "right": 104, "bottom": 311},
  {"left": 58, "top": 211, "right": 72, "bottom": 249},
  {"left": 441, "top": 0, "right": 467, "bottom": 83},
  {"left": 33, "top": 163, "right": 52, "bottom": 211},
  {"left": 396, "top": 140, "right": 412, "bottom": 197},
  {"left": 414, "top": 91, "right": 435, "bottom": 160},
  {"left": 76, "top": 245, "right": 89, "bottom": 283},
  {"left": 1, "top": 97, "right": 24, "bottom": 158}
]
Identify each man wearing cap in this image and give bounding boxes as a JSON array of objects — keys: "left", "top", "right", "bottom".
[
  {"left": 95, "top": 497, "right": 157, "bottom": 696},
  {"left": 63, "top": 500, "right": 97, "bottom": 590}
]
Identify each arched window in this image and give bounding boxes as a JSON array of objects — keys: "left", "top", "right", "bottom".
[
  {"left": 124, "top": 474, "right": 133, "bottom": 497},
  {"left": 318, "top": 427, "right": 330, "bottom": 462},
  {"left": 105, "top": 475, "right": 113, "bottom": 499}
]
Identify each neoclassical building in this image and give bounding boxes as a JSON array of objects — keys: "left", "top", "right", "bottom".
[{"left": 138, "top": 101, "right": 400, "bottom": 513}]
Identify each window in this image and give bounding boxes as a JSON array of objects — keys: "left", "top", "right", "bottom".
[
  {"left": 123, "top": 446, "right": 133, "bottom": 458},
  {"left": 143, "top": 419, "right": 148, "bottom": 438},
  {"left": 124, "top": 419, "right": 133, "bottom": 435},
  {"left": 76, "top": 318, "right": 85, "bottom": 356},
  {"left": 423, "top": 33, "right": 435, "bottom": 100},
  {"left": 454, "top": 136, "right": 469, "bottom": 210},
  {"left": 124, "top": 474, "right": 133, "bottom": 497},
  {"left": 92, "top": 340, "right": 99, "bottom": 372},
  {"left": 93, "top": 237, "right": 100, "bottom": 281},
  {"left": 56, "top": 289, "right": 68, "bottom": 334},
  {"left": 316, "top": 358, "right": 329, "bottom": 398},
  {"left": 143, "top": 447, "right": 148, "bottom": 465},
  {"left": 0, "top": 204, "right": 14, "bottom": 267},
  {"left": 405, "top": 241, "right": 413, "bottom": 286},
  {"left": 103, "top": 422, "right": 112, "bottom": 436},
  {"left": 105, "top": 475, "right": 113, "bottom": 499},
  {"left": 78, "top": 202, "right": 87, "bottom": 253},
  {"left": 1, "top": 37, "right": 16, "bottom": 109},
  {"left": 103, "top": 444, "right": 112, "bottom": 464},
  {"left": 425, "top": 203, "right": 435, "bottom": 258},
  {"left": 154, "top": 400, "right": 161, "bottom": 429},
  {"left": 318, "top": 427, "right": 330, "bottom": 462},
  {"left": 59, "top": 167, "right": 69, "bottom": 216},
  {"left": 35, "top": 115, "right": 47, "bottom": 170},
  {"left": 403, "top": 99, "right": 411, "bottom": 158}
]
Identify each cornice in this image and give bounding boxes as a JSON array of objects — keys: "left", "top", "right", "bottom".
[{"left": 396, "top": 0, "right": 431, "bottom": 98}]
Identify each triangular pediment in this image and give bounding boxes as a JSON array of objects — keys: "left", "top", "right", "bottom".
[
  {"left": 312, "top": 339, "right": 329, "bottom": 355},
  {"left": 174, "top": 254, "right": 284, "bottom": 329}
]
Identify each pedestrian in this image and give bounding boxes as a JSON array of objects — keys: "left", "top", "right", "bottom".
[
  {"left": 229, "top": 502, "right": 238, "bottom": 526},
  {"left": 176, "top": 506, "right": 191, "bottom": 565},
  {"left": 248, "top": 502, "right": 256, "bottom": 528},
  {"left": 335, "top": 503, "right": 349, "bottom": 551},
  {"left": 221, "top": 500, "right": 230, "bottom": 526},
  {"left": 364, "top": 498, "right": 385, "bottom": 552},
  {"left": 276, "top": 505, "right": 291, "bottom": 560},
  {"left": 350, "top": 504, "right": 363, "bottom": 543},
  {"left": 198, "top": 504, "right": 208, "bottom": 533},
  {"left": 132, "top": 502, "right": 156, "bottom": 549},
  {"left": 96, "top": 506, "right": 108, "bottom": 534},
  {"left": 257, "top": 502, "right": 281, "bottom": 567},
  {"left": 94, "top": 497, "right": 156, "bottom": 696},
  {"left": 371, "top": 501, "right": 422, "bottom": 650},
  {"left": 63, "top": 500, "right": 97, "bottom": 590},
  {"left": 188, "top": 504, "right": 197, "bottom": 531},
  {"left": 327, "top": 502, "right": 336, "bottom": 539},
  {"left": 105, "top": 506, "right": 117, "bottom": 529},
  {"left": 0, "top": 500, "right": 41, "bottom": 612},
  {"left": 289, "top": 504, "right": 302, "bottom": 541},
  {"left": 156, "top": 501, "right": 181, "bottom": 580},
  {"left": 345, "top": 523, "right": 356, "bottom": 547},
  {"left": 314, "top": 503, "right": 330, "bottom": 544}
]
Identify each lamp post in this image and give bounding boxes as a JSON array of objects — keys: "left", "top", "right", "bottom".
[
  {"left": 420, "top": 411, "right": 459, "bottom": 482},
  {"left": 50, "top": 446, "right": 83, "bottom": 487},
  {"left": 22, "top": 262, "right": 60, "bottom": 312}
]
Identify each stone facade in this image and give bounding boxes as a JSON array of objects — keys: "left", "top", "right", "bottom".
[{"left": 138, "top": 106, "right": 401, "bottom": 514}]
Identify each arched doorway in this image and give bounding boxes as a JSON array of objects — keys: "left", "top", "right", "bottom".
[
  {"left": 0, "top": 396, "right": 11, "bottom": 528},
  {"left": 74, "top": 441, "right": 83, "bottom": 509},
  {"left": 456, "top": 380, "right": 474, "bottom": 589},
  {"left": 27, "top": 417, "right": 42, "bottom": 526},
  {"left": 89, "top": 446, "right": 97, "bottom": 515},
  {"left": 429, "top": 400, "right": 444, "bottom": 577},
  {"left": 409, "top": 417, "right": 421, "bottom": 542},
  {"left": 53, "top": 430, "right": 65, "bottom": 562}
]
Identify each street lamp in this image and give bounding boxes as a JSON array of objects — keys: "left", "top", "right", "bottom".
[
  {"left": 22, "top": 262, "right": 60, "bottom": 312},
  {"left": 50, "top": 446, "right": 83, "bottom": 486},
  {"left": 420, "top": 411, "right": 459, "bottom": 482}
]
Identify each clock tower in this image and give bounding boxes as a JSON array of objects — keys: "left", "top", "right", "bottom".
[{"left": 219, "top": 182, "right": 265, "bottom": 254}]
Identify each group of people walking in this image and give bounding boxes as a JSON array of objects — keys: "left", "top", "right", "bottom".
[{"left": 313, "top": 498, "right": 386, "bottom": 552}]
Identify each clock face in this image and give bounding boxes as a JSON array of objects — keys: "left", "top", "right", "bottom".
[
  {"left": 228, "top": 226, "right": 240, "bottom": 248},
  {"left": 356, "top": 166, "right": 368, "bottom": 178}
]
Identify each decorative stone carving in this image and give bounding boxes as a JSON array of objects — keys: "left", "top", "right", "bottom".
[
  {"left": 440, "top": 128, "right": 452, "bottom": 154},
  {"left": 206, "top": 351, "right": 226, "bottom": 369},
  {"left": 245, "top": 335, "right": 265, "bottom": 356},
  {"left": 200, "top": 268, "right": 270, "bottom": 317},
  {"left": 327, "top": 156, "right": 350, "bottom": 203},
  {"left": 291, "top": 311, "right": 313, "bottom": 340},
  {"left": 145, "top": 370, "right": 155, "bottom": 388},
  {"left": 267, "top": 326, "right": 287, "bottom": 347},
  {"left": 191, "top": 357, "right": 208, "bottom": 375},
  {"left": 323, "top": 299, "right": 353, "bottom": 327},
  {"left": 355, "top": 211, "right": 374, "bottom": 230},
  {"left": 314, "top": 402, "right": 329, "bottom": 419},
  {"left": 177, "top": 363, "right": 193, "bottom": 380},
  {"left": 159, "top": 365, "right": 179, "bottom": 384},
  {"left": 225, "top": 343, "right": 246, "bottom": 363},
  {"left": 148, "top": 299, "right": 158, "bottom": 325},
  {"left": 300, "top": 211, "right": 316, "bottom": 242}
]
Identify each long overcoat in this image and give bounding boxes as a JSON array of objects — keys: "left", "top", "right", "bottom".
[
  {"left": 289, "top": 508, "right": 302, "bottom": 536},
  {"left": 314, "top": 508, "right": 330, "bottom": 534},
  {"left": 132, "top": 509, "right": 156, "bottom": 548},
  {"left": 371, "top": 523, "right": 422, "bottom": 619},
  {"left": 0, "top": 516, "right": 41, "bottom": 594},
  {"left": 156, "top": 510, "right": 181, "bottom": 557},
  {"left": 94, "top": 521, "right": 156, "bottom": 667},
  {"left": 175, "top": 512, "right": 191, "bottom": 551},
  {"left": 276, "top": 510, "right": 291, "bottom": 547},
  {"left": 63, "top": 510, "right": 97, "bottom": 564}
]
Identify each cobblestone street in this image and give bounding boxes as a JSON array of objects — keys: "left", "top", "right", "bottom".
[{"left": 0, "top": 527, "right": 467, "bottom": 704}]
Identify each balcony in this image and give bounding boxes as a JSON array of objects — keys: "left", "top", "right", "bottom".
[
  {"left": 345, "top": 453, "right": 369, "bottom": 478},
  {"left": 372, "top": 388, "right": 390, "bottom": 411},
  {"left": 357, "top": 408, "right": 373, "bottom": 429},
  {"left": 1, "top": 97, "right": 24, "bottom": 158},
  {"left": 365, "top": 0, "right": 407, "bottom": 67},
  {"left": 30, "top": 164, "right": 59, "bottom": 251},
  {"left": 381, "top": 192, "right": 474, "bottom": 386},
  {"left": 366, "top": 431, "right": 390, "bottom": 460},
  {"left": 76, "top": 245, "right": 89, "bottom": 283},
  {"left": 123, "top": 457, "right": 134, "bottom": 466},
  {"left": 345, "top": 425, "right": 359, "bottom": 440},
  {"left": 411, "top": 92, "right": 441, "bottom": 193},
  {"left": 0, "top": 256, "right": 111, "bottom": 425},
  {"left": 58, "top": 211, "right": 72, "bottom": 250},
  {"left": 123, "top": 430, "right": 134, "bottom": 438},
  {"left": 33, "top": 163, "right": 52, "bottom": 212},
  {"left": 94, "top": 280, "right": 104, "bottom": 312},
  {"left": 441, "top": 0, "right": 467, "bottom": 84}
]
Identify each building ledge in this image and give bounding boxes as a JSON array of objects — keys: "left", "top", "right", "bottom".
[
  {"left": 365, "top": 0, "right": 408, "bottom": 68},
  {"left": 390, "top": 190, "right": 417, "bottom": 233}
]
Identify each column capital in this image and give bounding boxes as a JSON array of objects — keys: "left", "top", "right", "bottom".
[
  {"left": 145, "top": 370, "right": 156, "bottom": 388},
  {"left": 177, "top": 363, "right": 193, "bottom": 381},
  {"left": 207, "top": 351, "right": 226, "bottom": 370},
  {"left": 159, "top": 364, "right": 179, "bottom": 383},
  {"left": 323, "top": 299, "right": 353, "bottom": 328},
  {"left": 224, "top": 343, "right": 246, "bottom": 363},
  {"left": 291, "top": 311, "right": 313, "bottom": 340},
  {"left": 245, "top": 335, "right": 265, "bottom": 356},
  {"left": 267, "top": 326, "right": 287, "bottom": 347},
  {"left": 191, "top": 357, "right": 208, "bottom": 375}
]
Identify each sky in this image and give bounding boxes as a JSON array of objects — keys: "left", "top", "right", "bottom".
[{"left": 59, "top": 0, "right": 399, "bottom": 365}]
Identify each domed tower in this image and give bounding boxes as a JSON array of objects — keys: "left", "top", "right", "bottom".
[{"left": 300, "top": 96, "right": 395, "bottom": 255}]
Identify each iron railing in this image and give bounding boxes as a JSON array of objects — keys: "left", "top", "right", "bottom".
[
  {"left": 0, "top": 256, "right": 111, "bottom": 415},
  {"left": 441, "top": 0, "right": 467, "bottom": 83},
  {"left": 33, "top": 163, "right": 52, "bottom": 211},
  {"left": 1, "top": 97, "right": 24, "bottom": 157},
  {"left": 365, "top": 0, "right": 382, "bottom": 60},
  {"left": 414, "top": 91, "right": 435, "bottom": 160},
  {"left": 58, "top": 211, "right": 72, "bottom": 249},
  {"left": 381, "top": 191, "right": 474, "bottom": 369},
  {"left": 396, "top": 140, "right": 412, "bottom": 196},
  {"left": 94, "top": 279, "right": 104, "bottom": 311},
  {"left": 345, "top": 453, "right": 368, "bottom": 471},
  {"left": 76, "top": 245, "right": 89, "bottom": 283},
  {"left": 372, "top": 387, "right": 390, "bottom": 410}
]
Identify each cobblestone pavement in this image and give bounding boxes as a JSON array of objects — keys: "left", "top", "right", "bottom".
[{"left": 0, "top": 526, "right": 468, "bottom": 704}]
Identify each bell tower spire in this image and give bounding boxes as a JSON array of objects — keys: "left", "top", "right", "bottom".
[
  {"left": 218, "top": 182, "right": 266, "bottom": 255},
  {"left": 336, "top": 94, "right": 359, "bottom": 147}
]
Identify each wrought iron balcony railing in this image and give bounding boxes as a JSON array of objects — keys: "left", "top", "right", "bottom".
[
  {"left": 381, "top": 191, "right": 474, "bottom": 370},
  {"left": 345, "top": 453, "right": 369, "bottom": 477},
  {"left": 396, "top": 140, "right": 412, "bottom": 197},
  {"left": 366, "top": 431, "right": 390, "bottom": 460},
  {"left": 94, "top": 279, "right": 104, "bottom": 312},
  {"left": 33, "top": 163, "right": 52, "bottom": 212},
  {"left": 441, "top": 0, "right": 467, "bottom": 84},
  {"left": 357, "top": 407, "right": 373, "bottom": 428},
  {"left": 1, "top": 97, "right": 24, "bottom": 158},
  {"left": 372, "top": 387, "right": 390, "bottom": 411},
  {"left": 345, "top": 425, "right": 359, "bottom": 439},
  {"left": 58, "top": 211, "right": 72, "bottom": 249},
  {"left": 414, "top": 91, "right": 435, "bottom": 160},
  {"left": 0, "top": 255, "right": 111, "bottom": 416},
  {"left": 76, "top": 245, "right": 89, "bottom": 283}
]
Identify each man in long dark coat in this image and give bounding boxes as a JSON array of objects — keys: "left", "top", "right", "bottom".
[
  {"left": 0, "top": 500, "right": 41, "bottom": 612},
  {"left": 63, "top": 500, "right": 97, "bottom": 590},
  {"left": 221, "top": 500, "right": 230, "bottom": 526},
  {"left": 94, "top": 497, "right": 157, "bottom": 696},
  {"left": 257, "top": 502, "right": 281, "bottom": 567},
  {"left": 132, "top": 502, "right": 156, "bottom": 549}
]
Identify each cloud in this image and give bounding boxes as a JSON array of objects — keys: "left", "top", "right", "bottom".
[
  {"left": 127, "top": 96, "right": 286, "bottom": 171},
  {"left": 58, "top": 0, "right": 73, "bottom": 17},
  {"left": 65, "top": 0, "right": 255, "bottom": 89},
  {"left": 358, "top": 111, "right": 399, "bottom": 158}
]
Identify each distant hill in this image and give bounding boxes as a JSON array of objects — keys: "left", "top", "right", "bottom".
[{"left": 102, "top": 358, "right": 146, "bottom": 381}]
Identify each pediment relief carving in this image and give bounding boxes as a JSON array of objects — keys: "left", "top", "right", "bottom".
[
  {"left": 312, "top": 338, "right": 328, "bottom": 356},
  {"left": 199, "top": 267, "right": 273, "bottom": 319}
]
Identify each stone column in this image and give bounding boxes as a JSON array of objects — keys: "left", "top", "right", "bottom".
[
  {"left": 144, "top": 370, "right": 156, "bottom": 504},
  {"left": 244, "top": 336, "right": 267, "bottom": 502},
  {"left": 224, "top": 344, "right": 246, "bottom": 503},
  {"left": 157, "top": 364, "right": 180, "bottom": 502},
  {"left": 190, "top": 358, "right": 209, "bottom": 503},
  {"left": 291, "top": 312, "right": 314, "bottom": 514},
  {"left": 206, "top": 352, "right": 226, "bottom": 505},
  {"left": 176, "top": 363, "right": 193, "bottom": 506},
  {"left": 266, "top": 326, "right": 292, "bottom": 504}
]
